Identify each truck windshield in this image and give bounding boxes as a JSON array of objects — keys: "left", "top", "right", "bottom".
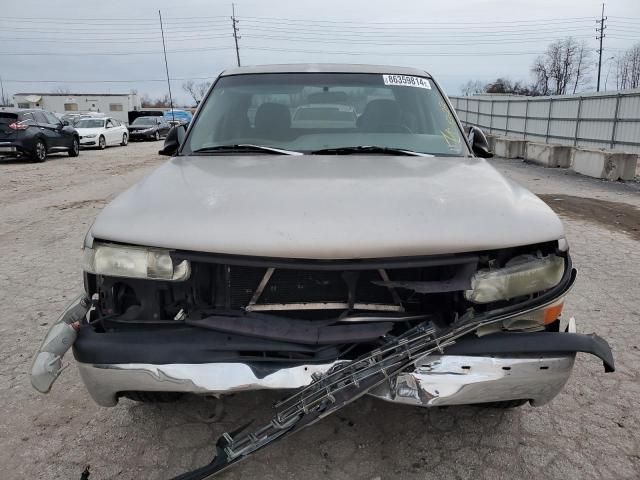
[{"left": 183, "top": 73, "right": 468, "bottom": 156}]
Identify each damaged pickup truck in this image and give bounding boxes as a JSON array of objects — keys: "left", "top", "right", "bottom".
[{"left": 31, "top": 64, "right": 614, "bottom": 478}]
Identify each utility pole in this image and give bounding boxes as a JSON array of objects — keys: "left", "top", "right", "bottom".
[
  {"left": 158, "top": 10, "right": 175, "bottom": 123},
  {"left": 231, "top": 3, "right": 241, "bottom": 67},
  {"left": 596, "top": 3, "right": 607, "bottom": 92}
]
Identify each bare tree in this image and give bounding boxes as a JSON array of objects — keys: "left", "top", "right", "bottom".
[
  {"left": 531, "top": 56, "right": 550, "bottom": 96},
  {"left": 0, "top": 89, "right": 11, "bottom": 106},
  {"left": 196, "top": 81, "right": 211, "bottom": 101},
  {"left": 140, "top": 93, "right": 171, "bottom": 108},
  {"left": 484, "top": 78, "right": 533, "bottom": 95},
  {"left": 460, "top": 80, "right": 484, "bottom": 96},
  {"left": 614, "top": 42, "right": 640, "bottom": 90},
  {"left": 182, "top": 80, "right": 197, "bottom": 104},
  {"left": 151, "top": 93, "right": 172, "bottom": 108},
  {"left": 571, "top": 40, "right": 592, "bottom": 94},
  {"left": 140, "top": 93, "right": 153, "bottom": 108},
  {"left": 182, "top": 80, "right": 212, "bottom": 105},
  {"left": 530, "top": 37, "right": 593, "bottom": 96}
]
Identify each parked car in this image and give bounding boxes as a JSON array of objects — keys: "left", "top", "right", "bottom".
[
  {"left": 60, "top": 112, "right": 106, "bottom": 127},
  {"left": 127, "top": 116, "right": 170, "bottom": 141},
  {"left": 0, "top": 108, "right": 79, "bottom": 162},
  {"left": 75, "top": 117, "right": 129, "bottom": 149},
  {"left": 31, "top": 64, "right": 614, "bottom": 477},
  {"left": 163, "top": 109, "right": 192, "bottom": 125}
]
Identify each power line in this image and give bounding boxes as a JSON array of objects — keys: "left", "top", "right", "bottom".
[
  {"left": 239, "top": 15, "right": 597, "bottom": 26},
  {"left": 241, "top": 24, "right": 595, "bottom": 36},
  {"left": 0, "top": 28, "right": 596, "bottom": 46},
  {"left": 0, "top": 15, "right": 228, "bottom": 23},
  {"left": 239, "top": 34, "right": 595, "bottom": 46},
  {"left": 240, "top": 20, "right": 596, "bottom": 32},
  {"left": 0, "top": 25, "right": 230, "bottom": 34},
  {"left": 0, "top": 46, "right": 233, "bottom": 56},
  {"left": 0, "top": 34, "right": 232, "bottom": 44},
  {"left": 0, "top": 24, "right": 597, "bottom": 40},
  {"left": 242, "top": 46, "right": 545, "bottom": 57}
]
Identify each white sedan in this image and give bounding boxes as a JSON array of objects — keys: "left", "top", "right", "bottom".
[{"left": 75, "top": 117, "right": 129, "bottom": 149}]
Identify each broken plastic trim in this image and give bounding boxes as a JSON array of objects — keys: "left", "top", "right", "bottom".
[
  {"left": 372, "top": 261, "right": 477, "bottom": 294},
  {"left": 171, "top": 264, "right": 610, "bottom": 479},
  {"left": 31, "top": 294, "right": 91, "bottom": 393}
]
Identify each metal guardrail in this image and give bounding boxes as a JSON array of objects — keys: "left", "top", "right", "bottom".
[{"left": 449, "top": 90, "right": 640, "bottom": 154}]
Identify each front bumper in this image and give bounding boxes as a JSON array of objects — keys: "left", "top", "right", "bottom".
[
  {"left": 77, "top": 352, "right": 577, "bottom": 408},
  {"left": 79, "top": 138, "right": 97, "bottom": 146},
  {"left": 33, "top": 264, "right": 614, "bottom": 408},
  {"left": 71, "top": 323, "right": 614, "bottom": 407},
  {"left": 129, "top": 131, "right": 154, "bottom": 140}
]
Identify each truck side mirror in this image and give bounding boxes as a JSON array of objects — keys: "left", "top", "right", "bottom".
[
  {"left": 159, "top": 123, "right": 188, "bottom": 156},
  {"left": 468, "top": 126, "right": 493, "bottom": 158}
]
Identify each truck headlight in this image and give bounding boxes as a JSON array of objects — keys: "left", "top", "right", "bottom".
[
  {"left": 465, "top": 254, "right": 564, "bottom": 304},
  {"left": 83, "top": 243, "right": 190, "bottom": 281}
]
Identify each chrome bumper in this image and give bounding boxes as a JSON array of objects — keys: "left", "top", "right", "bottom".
[
  {"left": 77, "top": 352, "right": 575, "bottom": 407},
  {"left": 370, "top": 354, "right": 574, "bottom": 407}
]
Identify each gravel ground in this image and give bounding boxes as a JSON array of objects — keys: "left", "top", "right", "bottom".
[{"left": 0, "top": 145, "right": 638, "bottom": 480}]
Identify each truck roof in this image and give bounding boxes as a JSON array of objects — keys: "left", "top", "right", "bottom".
[{"left": 220, "top": 63, "right": 432, "bottom": 77}]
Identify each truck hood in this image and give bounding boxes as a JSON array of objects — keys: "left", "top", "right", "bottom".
[{"left": 90, "top": 155, "right": 564, "bottom": 259}]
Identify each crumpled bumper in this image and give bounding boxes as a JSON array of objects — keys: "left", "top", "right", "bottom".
[
  {"left": 77, "top": 353, "right": 577, "bottom": 408},
  {"left": 72, "top": 319, "right": 614, "bottom": 407},
  {"left": 32, "top": 285, "right": 615, "bottom": 408},
  {"left": 370, "top": 354, "right": 575, "bottom": 407}
]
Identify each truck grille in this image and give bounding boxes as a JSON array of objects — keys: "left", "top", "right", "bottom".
[{"left": 228, "top": 266, "right": 395, "bottom": 309}]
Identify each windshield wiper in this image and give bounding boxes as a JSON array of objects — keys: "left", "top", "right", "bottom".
[
  {"left": 191, "top": 144, "right": 302, "bottom": 155},
  {"left": 311, "top": 146, "right": 433, "bottom": 157}
]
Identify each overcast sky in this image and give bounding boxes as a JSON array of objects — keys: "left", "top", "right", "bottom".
[{"left": 1, "top": 0, "right": 639, "bottom": 104}]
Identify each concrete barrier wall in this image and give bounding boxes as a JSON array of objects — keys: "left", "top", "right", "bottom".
[
  {"left": 525, "top": 143, "right": 572, "bottom": 168},
  {"left": 484, "top": 135, "right": 638, "bottom": 181},
  {"left": 493, "top": 137, "right": 526, "bottom": 159},
  {"left": 570, "top": 149, "right": 638, "bottom": 181},
  {"left": 450, "top": 90, "right": 640, "bottom": 155}
]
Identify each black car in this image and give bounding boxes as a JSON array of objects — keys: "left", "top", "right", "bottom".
[
  {"left": 127, "top": 116, "right": 171, "bottom": 141},
  {"left": 0, "top": 108, "right": 79, "bottom": 162}
]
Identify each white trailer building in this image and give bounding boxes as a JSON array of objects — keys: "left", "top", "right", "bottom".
[{"left": 12, "top": 92, "right": 141, "bottom": 124}]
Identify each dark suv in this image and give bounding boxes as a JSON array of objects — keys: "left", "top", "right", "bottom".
[{"left": 0, "top": 108, "right": 80, "bottom": 162}]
